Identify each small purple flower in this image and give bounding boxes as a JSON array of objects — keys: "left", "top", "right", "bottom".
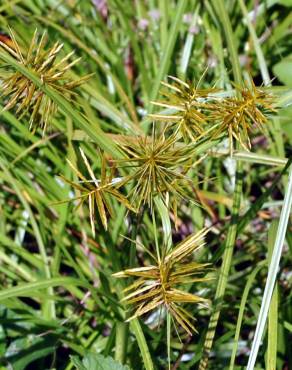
[
  {"left": 92, "top": 0, "right": 108, "bottom": 19},
  {"left": 148, "top": 9, "right": 161, "bottom": 21},
  {"left": 183, "top": 13, "right": 193, "bottom": 24},
  {"left": 138, "top": 18, "right": 149, "bottom": 31},
  {"left": 208, "top": 56, "right": 218, "bottom": 68},
  {"left": 189, "top": 25, "right": 199, "bottom": 35}
]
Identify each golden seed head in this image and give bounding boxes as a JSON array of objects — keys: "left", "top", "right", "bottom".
[
  {"left": 210, "top": 80, "right": 276, "bottom": 153},
  {"left": 0, "top": 28, "right": 90, "bottom": 134},
  {"left": 149, "top": 76, "right": 220, "bottom": 142},
  {"left": 114, "top": 228, "right": 211, "bottom": 335},
  {"left": 116, "top": 131, "right": 198, "bottom": 214}
]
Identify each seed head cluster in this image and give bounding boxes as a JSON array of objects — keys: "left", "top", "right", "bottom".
[{"left": 0, "top": 29, "right": 276, "bottom": 336}]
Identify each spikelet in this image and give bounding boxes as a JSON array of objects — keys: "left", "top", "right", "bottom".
[
  {"left": 115, "top": 129, "right": 199, "bottom": 215},
  {"left": 211, "top": 80, "right": 276, "bottom": 153},
  {"left": 114, "top": 228, "right": 211, "bottom": 335},
  {"left": 0, "top": 28, "right": 91, "bottom": 134},
  {"left": 56, "top": 148, "right": 136, "bottom": 237},
  {"left": 149, "top": 76, "right": 220, "bottom": 142}
]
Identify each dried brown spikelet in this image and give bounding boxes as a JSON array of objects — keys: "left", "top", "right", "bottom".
[
  {"left": 114, "top": 228, "right": 211, "bottom": 335},
  {"left": 0, "top": 28, "right": 91, "bottom": 134}
]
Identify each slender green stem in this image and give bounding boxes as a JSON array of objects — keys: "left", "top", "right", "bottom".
[
  {"left": 113, "top": 278, "right": 154, "bottom": 368},
  {"left": 229, "top": 261, "right": 266, "bottom": 369},
  {"left": 130, "top": 320, "right": 154, "bottom": 370},
  {"left": 199, "top": 162, "right": 243, "bottom": 369},
  {"left": 199, "top": 1, "right": 243, "bottom": 368},
  {"left": 238, "top": 0, "right": 270, "bottom": 85},
  {"left": 113, "top": 214, "right": 153, "bottom": 368},
  {"left": 115, "top": 322, "right": 129, "bottom": 364},
  {"left": 211, "top": 150, "right": 288, "bottom": 167},
  {"left": 147, "top": 0, "right": 188, "bottom": 115},
  {"left": 266, "top": 221, "right": 279, "bottom": 370},
  {"left": 167, "top": 313, "right": 171, "bottom": 370},
  {"left": 155, "top": 198, "right": 172, "bottom": 367},
  {"left": 113, "top": 218, "right": 136, "bottom": 365},
  {"left": 211, "top": 0, "right": 242, "bottom": 87},
  {"left": 155, "top": 197, "right": 172, "bottom": 251},
  {"left": 152, "top": 210, "right": 161, "bottom": 263}
]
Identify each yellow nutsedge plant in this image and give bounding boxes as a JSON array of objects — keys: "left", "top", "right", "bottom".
[
  {"left": 0, "top": 25, "right": 283, "bottom": 360},
  {"left": 113, "top": 228, "right": 211, "bottom": 335},
  {"left": 115, "top": 129, "right": 201, "bottom": 216},
  {"left": 55, "top": 74, "right": 276, "bottom": 337},
  {"left": 149, "top": 75, "right": 220, "bottom": 142},
  {"left": 0, "top": 28, "right": 91, "bottom": 134},
  {"left": 56, "top": 148, "right": 136, "bottom": 236}
]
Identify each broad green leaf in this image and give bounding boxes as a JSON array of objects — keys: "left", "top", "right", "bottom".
[
  {"left": 71, "top": 353, "right": 130, "bottom": 370},
  {"left": 5, "top": 335, "right": 57, "bottom": 370},
  {"left": 273, "top": 56, "right": 292, "bottom": 87},
  {"left": 279, "top": 106, "right": 292, "bottom": 142},
  {"left": 278, "top": 0, "right": 292, "bottom": 6}
]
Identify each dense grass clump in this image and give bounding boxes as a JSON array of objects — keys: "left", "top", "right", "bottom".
[{"left": 0, "top": 1, "right": 291, "bottom": 370}]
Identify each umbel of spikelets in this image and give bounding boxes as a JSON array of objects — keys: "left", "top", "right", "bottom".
[
  {"left": 0, "top": 28, "right": 90, "bottom": 133},
  {"left": 150, "top": 76, "right": 276, "bottom": 154},
  {"left": 149, "top": 76, "right": 220, "bottom": 142},
  {"left": 115, "top": 130, "right": 199, "bottom": 215},
  {"left": 113, "top": 228, "right": 211, "bottom": 335},
  {"left": 210, "top": 80, "right": 276, "bottom": 153}
]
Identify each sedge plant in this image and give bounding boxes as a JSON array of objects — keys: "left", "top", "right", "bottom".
[{"left": 0, "top": 11, "right": 290, "bottom": 370}]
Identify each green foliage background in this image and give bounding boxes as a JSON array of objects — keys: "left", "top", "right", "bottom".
[{"left": 0, "top": 0, "right": 291, "bottom": 369}]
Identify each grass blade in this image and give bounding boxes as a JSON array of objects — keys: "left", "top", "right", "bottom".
[
  {"left": 147, "top": 0, "right": 188, "bottom": 115},
  {"left": 0, "top": 156, "right": 55, "bottom": 319},
  {"left": 238, "top": 0, "right": 270, "bottom": 85},
  {"left": 266, "top": 221, "right": 279, "bottom": 370},
  {"left": 199, "top": 0, "right": 243, "bottom": 367},
  {"left": 229, "top": 261, "right": 266, "bottom": 369},
  {"left": 0, "top": 277, "right": 99, "bottom": 303},
  {"left": 130, "top": 320, "right": 154, "bottom": 370},
  {"left": 246, "top": 164, "right": 292, "bottom": 369}
]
